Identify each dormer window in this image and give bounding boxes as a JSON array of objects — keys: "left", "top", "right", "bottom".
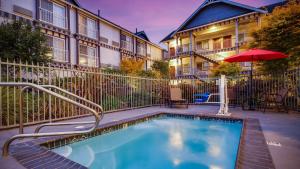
[{"left": 40, "top": 0, "right": 66, "bottom": 29}]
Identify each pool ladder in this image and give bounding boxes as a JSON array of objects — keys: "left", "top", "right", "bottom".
[{"left": 0, "top": 82, "right": 104, "bottom": 157}]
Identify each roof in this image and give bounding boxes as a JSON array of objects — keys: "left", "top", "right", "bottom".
[
  {"left": 135, "top": 31, "right": 150, "bottom": 42},
  {"left": 160, "top": 30, "right": 175, "bottom": 43},
  {"left": 60, "top": 0, "right": 162, "bottom": 49},
  {"left": 161, "top": 0, "right": 267, "bottom": 42},
  {"left": 66, "top": 0, "right": 81, "bottom": 7},
  {"left": 260, "top": 1, "right": 287, "bottom": 13}
]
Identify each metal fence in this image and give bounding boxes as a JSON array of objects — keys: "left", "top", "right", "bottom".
[
  {"left": 0, "top": 59, "right": 299, "bottom": 129},
  {"left": 0, "top": 60, "right": 169, "bottom": 129}
]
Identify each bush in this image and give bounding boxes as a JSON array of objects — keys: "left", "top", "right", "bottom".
[{"left": 0, "top": 21, "right": 51, "bottom": 63}]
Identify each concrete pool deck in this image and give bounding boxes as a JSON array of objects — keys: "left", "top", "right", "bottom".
[{"left": 0, "top": 105, "right": 300, "bottom": 169}]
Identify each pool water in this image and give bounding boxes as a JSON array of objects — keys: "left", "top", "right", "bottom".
[{"left": 52, "top": 117, "right": 242, "bottom": 169}]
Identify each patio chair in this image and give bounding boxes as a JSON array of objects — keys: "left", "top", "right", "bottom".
[
  {"left": 169, "top": 87, "right": 188, "bottom": 108},
  {"left": 261, "top": 88, "right": 289, "bottom": 113}
]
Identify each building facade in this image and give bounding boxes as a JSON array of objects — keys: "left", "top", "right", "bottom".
[
  {"left": 0, "top": 0, "right": 163, "bottom": 69},
  {"left": 161, "top": 0, "right": 274, "bottom": 79}
]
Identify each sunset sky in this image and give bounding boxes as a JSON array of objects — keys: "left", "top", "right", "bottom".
[{"left": 78, "top": 0, "right": 282, "bottom": 46}]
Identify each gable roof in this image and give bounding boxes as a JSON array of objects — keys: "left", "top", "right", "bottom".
[
  {"left": 260, "top": 1, "right": 287, "bottom": 13},
  {"left": 160, "top": 30, "right": 175, "bottom": 43},
  {"left": 135, "top": 31, "right": 150, "bottom": 42},
  {"left": 66, "top": 0, "right": 81, "bottom": 7},
  {"left": 169, "top": 0, "right": 267, "bottom": 38}
]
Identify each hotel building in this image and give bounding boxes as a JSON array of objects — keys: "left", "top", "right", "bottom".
[
  {"left": 161, "top": 0, "right": 283, "bottom": 79},
  {"left": 0, "top": 0, "right": 164, "bottom": 69}
]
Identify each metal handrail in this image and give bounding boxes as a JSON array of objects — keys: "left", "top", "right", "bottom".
[
  {"left": 34, "top": 85, "right": 103, "bottom": 134},
  {"left": 0, "top": 82, "right": 102, "bottom": 157}
]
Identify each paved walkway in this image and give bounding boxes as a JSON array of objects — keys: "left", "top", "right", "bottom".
[{"left": 0, "top": 105, "right": 300, "bottom": 169}]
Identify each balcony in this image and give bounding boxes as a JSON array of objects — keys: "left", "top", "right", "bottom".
[
  {"left": 177, "top": 44, "right": 190, "bottom": 54},
  {"left": 176, "top": 66, "right": 209, "bottom": 78}
]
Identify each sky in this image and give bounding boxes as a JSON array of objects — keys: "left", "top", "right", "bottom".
[{"left": 78, "top": 0, "right": 282, "bottom": 46}]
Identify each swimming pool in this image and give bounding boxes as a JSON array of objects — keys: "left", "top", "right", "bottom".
[{"left": 52, "top": 116, "right": 242, "bottom": 169}]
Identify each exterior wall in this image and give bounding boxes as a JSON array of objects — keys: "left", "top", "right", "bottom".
[
  {"left": 0, "top": 0, "right": 36, "bottom": 19},
  {"left": 150, "top": 45, "right": 162, "bottom": 61},
  {"left": 0, "top": 0, "right": 163, "bottom": 69},
  {"left": 100, "top": 47, "right": 120, "bottom": 67},
  {"left": 100, "top": 21, "right": 120, "bottom": 46}
]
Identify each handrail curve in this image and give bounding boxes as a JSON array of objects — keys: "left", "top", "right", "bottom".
[{"left": 0, "top": 82, "right": 102, "bottom": 157}]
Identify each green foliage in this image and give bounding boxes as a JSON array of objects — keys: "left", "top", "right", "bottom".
[
  {"left": 211, "top": 62, "right": 242, "bottom": 77},
  {"left": 0, "top": 21, "right": 51, "bottom": 63},
  {"left": 249, "top": 1, "right": 300, "bottom": 73},
  {"left": 101, "top": 67, "right": 126, "bottom": 75},
  {"left": 151, "top": 60, "right": 170, "bottom": 78},
  {"left": 137, "top": 70, "right": 157, "bottom": 78}
]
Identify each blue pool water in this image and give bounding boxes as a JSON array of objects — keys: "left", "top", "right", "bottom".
[{"left": 53, "top": 117, "right": 242, "bottom": 169}]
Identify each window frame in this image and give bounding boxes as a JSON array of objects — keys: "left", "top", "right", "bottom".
[{"left": 79, "top": 44, "right": 98, "bottom": 67}]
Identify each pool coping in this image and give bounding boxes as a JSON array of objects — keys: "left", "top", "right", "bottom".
[{"left": 8, "top": 112, "right": 275, "bottom": 169}]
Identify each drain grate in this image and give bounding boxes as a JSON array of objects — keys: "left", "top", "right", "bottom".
[{"left": 267, "top": 141, "right": 282, "bottom": 147}]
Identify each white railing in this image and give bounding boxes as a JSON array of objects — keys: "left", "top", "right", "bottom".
[{"left": 39, "top": 8, "right": 66, "bottom": 29}]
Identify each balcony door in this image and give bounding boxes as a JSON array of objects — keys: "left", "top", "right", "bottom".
[
  {"left": 213, "top": 38, "right": 221, "bottom": 50},
  {"left": 223, "top": 35, "right": 232, "bottom": 48}
]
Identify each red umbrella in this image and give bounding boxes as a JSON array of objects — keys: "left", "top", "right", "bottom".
[
  {"left": 224, "top": 49, "right": 288, "bottom": 62},
  {"left": 224, "top": 49, "right": 288, "bottom": 110}
]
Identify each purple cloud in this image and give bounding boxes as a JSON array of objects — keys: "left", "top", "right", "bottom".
[{"left": 78, "top": 0, "right": 282, "bottom": 45}]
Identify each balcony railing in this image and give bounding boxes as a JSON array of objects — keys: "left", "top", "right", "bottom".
[
  {"left": 176, "top": 66, "right": 210, "bottom": 78},
  {"left": 177, "top": 44, "right": 190, "bottom": 53},
  {"left": 39, "top": 8, "right": 66, "bottom": 29}
]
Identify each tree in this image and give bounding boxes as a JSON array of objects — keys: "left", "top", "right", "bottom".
[
  {"left": 0, "top": 21, "right": 51, "bottom": 63},
  {"left": 151, "top": 60, "right": 170, "bottom": 78},
  {"left": 211, "top": 62, "right": 241, "bottom": 77},
  {"left": 120, "top": 58, "right": 145, "bottom": 75},
  {"left": 249, "top": 0, "right": 300, "bottom": 73}
]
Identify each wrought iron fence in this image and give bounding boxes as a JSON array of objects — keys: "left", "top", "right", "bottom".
[
  {"left": 0, "top": 59, "right": 299, "bottom": 129},
  {"left": 0, "top": 59, "right": 169, "bottom": 129}
]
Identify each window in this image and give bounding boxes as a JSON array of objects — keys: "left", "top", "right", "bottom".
[
  {"left": 79, "top": 15, "right": 97, "bottom": 39},
  {"left": 213, "top": 38, "right": 221, "bottom": 50},
  {"left": 137, "top": 42, "right": 146, "bottom": 56},
  {"left": 203, "top": 62, "right": 210, "bottom": 70},
  {"left": 238, "top": 33, "right": 245, "bottom": 43},
  {"left": 79, "top": 45, "right": 98, "bottom": 67},
  {"left": 40, "top": 0, "right": 66, "bottom": 28},
  {"left": 121, "top": 34, "right": 132, "bottom": 51},
  {"left": 46, "top": 36, "right": 67, "bottom": 62},
  {"left": 223, "top": 35, "right": 232, "bottom": 48}
]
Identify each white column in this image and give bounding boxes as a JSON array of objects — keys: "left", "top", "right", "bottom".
[
  {"left": 235, "top": 19, "right": 239, "bottom": 54},
  {"left": 257, "top": 16, "right": 262, "bottom": 28},
  {"left": 218, "top": 75, "right": 230, "bottom": 116},
  {"left": 175, "top": 36, "right": 179, "bottom": 76},
  {"left": 189, "top": 31, "right": 194, "bottom": 74}
]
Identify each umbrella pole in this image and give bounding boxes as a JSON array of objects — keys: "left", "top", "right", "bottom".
[{"left": 249, "top": 57, "right": 254, "bottom": 110}]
